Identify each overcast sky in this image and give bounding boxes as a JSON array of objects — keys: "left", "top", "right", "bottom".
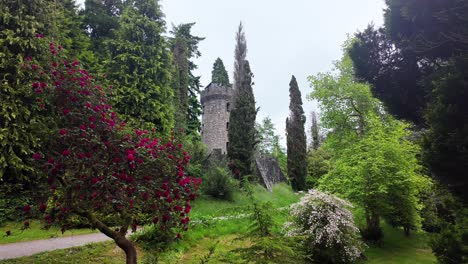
[{"left": 77, "top": 0, "right": 385, "bottom": 145}]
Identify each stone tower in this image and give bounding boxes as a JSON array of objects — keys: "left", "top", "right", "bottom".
[{"left": 200, "top": 83, "right": 233, "bottom": 155}]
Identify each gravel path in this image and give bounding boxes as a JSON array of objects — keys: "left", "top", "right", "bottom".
[{"left": 0, "top": 233, "right": 112, "bottom": 260}]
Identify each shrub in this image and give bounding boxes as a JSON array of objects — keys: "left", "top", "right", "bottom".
[
  {"left": 202, "top": 166, "right": 237, "bottom": 200},
  {"left": 430, "top": 209, "right": 468, "bottom": 264},
  {"left": 22, "top": 37, "right": 201, "bottom": 264},
  {"left": 284, "top": 189, "right": 365, "bottom": 263}
]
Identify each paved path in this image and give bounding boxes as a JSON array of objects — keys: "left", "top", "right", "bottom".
[{"left": 0, "top": 233, "right": 112, "bottom": 260}]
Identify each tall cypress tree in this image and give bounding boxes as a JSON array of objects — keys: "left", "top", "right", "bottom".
[
  {"left": 310, "top": 111, "right": 320, "bottom": 150},
  {"left": 211, "top": 58, "right": 230, "bottom": 86},
  {"left": 170, "top": 23, "right": 204, "bottom": 136},
  {"left": 106, "top": 0, "right": 173, "bottom": 133},
  {"left": 286, "top": 76, "right": 307, "bottom": 191},
  {"left": 228, "top": 61, "right": 257, "bottom": 180}
]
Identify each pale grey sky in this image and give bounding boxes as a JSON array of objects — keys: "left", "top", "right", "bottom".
[{"left": 77, "top": 0, "right": 385, "bottom": 145}]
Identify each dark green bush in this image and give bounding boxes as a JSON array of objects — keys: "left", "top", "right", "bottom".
[
  {"left": 202, "top": 166, "right": 237, "bottom": 200},
  {"left": 430, "top": 209, "right": 468, "bottom": 264}
]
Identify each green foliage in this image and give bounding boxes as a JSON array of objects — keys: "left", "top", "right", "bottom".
[
  {"left": 306, "top": 147, "right": 330, "bottom": 189},
  {"left": 256, "top": 116, "right": 279, "bottom": 156},
  {"left": 286, "top": 75, "right": 308, "bottom": 191},
  {"left": 0, "top": 0, "right": 57, "bottom": 182},
  {"left": 202, "top": 166, "right": 237, "bottom": 201},
  {"left": 349, "top": 0, "right": 468, "bottom": 200},
  {"left": 211, "top": 57, "right": 230, "bottom": 86},
  {"left": 310, "top": 46, "right": 431, "bottom": 239},
  {"left": 105, "top": 0, "right": 174, "bottom": 133},
  {"left": 170, "top": 23, "right": 204, "bottom": 136},
  {"left": 430, "top": 209, "right": 468, "bottom": 264}
]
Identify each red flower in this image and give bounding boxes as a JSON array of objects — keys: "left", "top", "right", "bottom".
[
  {"left": 32, "top": 153, "right": 41, "bottom": 160},
  {"left": 35, "top": 33, "right": 44, "bottom": 38},
  {"left": 32, "top": 82, "right": 40, "bottom": 88},
  {"left": 62, "top": 149, "right": 70, "bottom": 156},
  {"left": 59, "top": 129, "right": 67, "bottom": 135},
  {"left": 63, "top": 108, "right": 70, "bottom": 115},
  {"left": 91, "top": 177, "right": 99, "bottom": 184},
  {"left": 176, "top": 233, "right": 181, "bottom": 239},
  {"left": 39, "top": 203, "right": 47, "bottom": 213},
  {"left": 127, "top": 153, "right": 134, "bottom": 162},
  {"left": 80, "top": 124, "right": 86, "bottom": 130},
  {"left": 22, "top": 205, "right": 31, "bottom": 212}
]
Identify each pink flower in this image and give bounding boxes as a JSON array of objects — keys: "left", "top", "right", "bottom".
[
  {"left": 25, "top": 56, "right": 32, "bottom": 61},
  {"left": 32, "top": 82, "right": 40, "bottom": 88},
  {"left": 59, "top": 129, "right": 67, "bottom": 135},
  {"left": 32, "top": 153, "right": 41, "bottom": 160},
  {"left": 35, "top": 33, "right": 44, "bottom": 38},
  {"left": 62, "top": 149, "right": 70, "bottom": 156},
  {"left": 127, "top": 153, "right": 134, "bottom": 162},
  {"left": 80, "top": 124, "right": 86, "bottom": 130},
  {"left": 63, "top": 108, "right": 70, "bottom": 115}
]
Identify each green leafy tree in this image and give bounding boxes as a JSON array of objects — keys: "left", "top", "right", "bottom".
[
  {"left": 256, "top": 117, "right": 278, "bottom": 155},
  {"left": 211, "top": 57, "right": 230, "bottom": 86},
  {"left": 286, "top": 76, "right": 307, "bottom": 191},
  {"left": 310, "top": 47, "right": 431, "bottom": 240},
  {"left": 170, "top": 23, "right": 204, "bottom": 136},
  {"left": 306, "top": 147, "right": 330, "bottom": 189},
  {"left": 349, "top": 0, "right": 468, "bottom": 200},
  {"left": 228, "top": 23, "right": 257, "bottom": 180},
  {"left": 106, "top": 0, "right": 173, "bottom": 133}
]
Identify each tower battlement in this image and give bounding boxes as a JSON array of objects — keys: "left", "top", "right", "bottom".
[{"left": 201, "top": 83, "right": 233, "bottom": 155}]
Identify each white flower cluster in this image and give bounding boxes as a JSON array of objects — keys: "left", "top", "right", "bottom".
[{"left": 284, "top": 189, "right": 365, "bottom": 262}]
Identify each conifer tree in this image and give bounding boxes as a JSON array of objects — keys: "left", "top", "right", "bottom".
[
  {"left": 228, "top": 61, "right": 257, "bottom": 179},
  {"left": 286, "top": 76, "right": 308, "bottom": 191},
  {"left": 170, "top": 23, "right": 204, "bottom": 136},
  {"left": 310, "top": 111, "right": 320, "bottom": 150},
  {"left": 106, "top": 0, "right": 173, "bottom": 133},
  {"left": 211, "top": 58, "right": 230, "bottom": 86}
]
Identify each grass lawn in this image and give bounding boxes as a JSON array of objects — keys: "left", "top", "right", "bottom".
[
  {"left": 0, "top": 220, "right": 97, "bottom": 244},
  {"left": 0, "top": 241, "right": 125, "bottom": 264},
  {"left": 363, "top": 224, "right": 437, "bottom": 264},
  {"left": 0, "top": 184, "right": 437, "bottom": 263}
]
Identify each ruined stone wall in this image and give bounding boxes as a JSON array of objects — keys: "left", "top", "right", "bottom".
[{"left": 201, "top": 83, "right": 233, "bottom": 154}]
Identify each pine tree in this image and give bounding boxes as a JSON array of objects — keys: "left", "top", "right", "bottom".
[
  {"left": 211, "top": 58, "right": 230, "bottom": 86},
  {"left": 286, "top": 76, "right": 308, "bottom": 191},
  {"left": 106, "top": 0, "right": 173, "bottom": 133},
  {"left": 170, "top": 23, "right": 204, "bottom": 136},
  {"left": 228, "top": 61, "right": 257, "bottom": 180}
]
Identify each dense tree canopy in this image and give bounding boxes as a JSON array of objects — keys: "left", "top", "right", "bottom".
[
  {"left": 349, "top": 0, "right": 468, "bottom": 200},
  {"left": 105, "top": 0, "right": 173, "bottom": 133}
]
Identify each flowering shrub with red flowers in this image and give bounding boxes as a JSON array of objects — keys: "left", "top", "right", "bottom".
[{"left": 22, "top": 37, "right": 201, "bottom": 263}]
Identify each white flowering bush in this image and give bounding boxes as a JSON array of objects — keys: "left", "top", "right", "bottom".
[{"left": 284, "top": 189, "right": 365, "bottom": 263}]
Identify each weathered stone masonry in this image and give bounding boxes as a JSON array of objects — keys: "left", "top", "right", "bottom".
[{"left": 200, "top": 83, "right": 233, "bottom": 155}]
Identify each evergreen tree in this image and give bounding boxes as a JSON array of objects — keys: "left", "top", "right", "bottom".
[
  {"left": 170, "top": 23, "right": 204, "bottom": 136},
  {"left": 286, "top": 76, "right": 307, "bottom": 191},
  {"left": 211, "top": 58, "right": 230, "bottom": 86},
  {"left": 310, "top": 111, "right": 320, "bottom": 150},
  {"left": 228, "top": 61, "right": 257, "bottom": 180},
  {"left": 233, "top": 23, "right": 247, "bottom": 92},
  {"left": 106, "top": 0, "right": 173, "bottom": 133}
]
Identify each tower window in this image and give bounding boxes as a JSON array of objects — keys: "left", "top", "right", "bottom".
[
  {"left": 226, "top": 102, "right": 230, "bottom": 112},
  {"left": 226, "top": 122, "right": 229, "bottom": 129}
]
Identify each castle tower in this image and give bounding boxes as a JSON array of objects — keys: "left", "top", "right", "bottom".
[{"left": 200, "top": 83, "right": 233, "bottom": 155}]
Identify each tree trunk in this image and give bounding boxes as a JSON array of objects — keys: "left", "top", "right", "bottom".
[
  {"left": 364, "top": 211, "right": 383, "bottom": 241},
  {"left": 115, "top": 235, "right": 137, "bottom": 264}
]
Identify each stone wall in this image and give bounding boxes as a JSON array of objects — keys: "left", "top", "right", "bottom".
[
  {"left": 255, "top": 155, "right": 288, "bottom": 191},
  {"left": 201, "top": 83, "right": 233, "bottom": 154}
]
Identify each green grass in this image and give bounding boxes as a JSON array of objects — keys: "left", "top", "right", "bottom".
[
  {"left": 363, "top": 224, "right": 437, "bottom": 264},
  {"left": 0, "top": 220, "right": 97, "bottom": 244},
  {"left": 0, "top": 184, "right": 438, "bottom": 263},
  {"left": 0, "top": 241, "right": 125, "bottom": 264}
]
